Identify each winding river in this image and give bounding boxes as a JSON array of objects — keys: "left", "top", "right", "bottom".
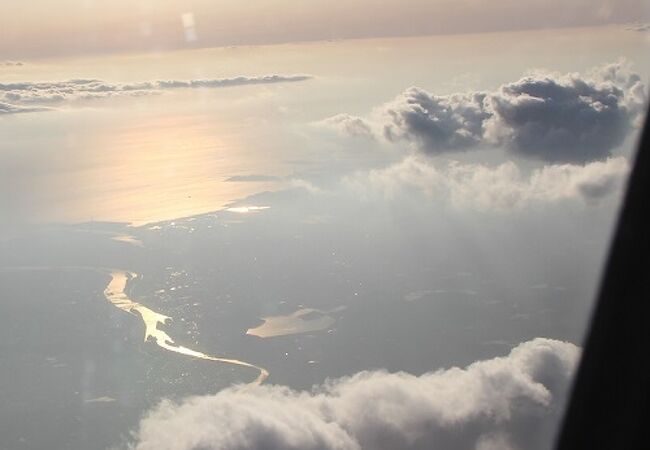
[
  {"left": 104, "top": 270, "right": 268, "bottom": 384},
  {"left": 0, "top": 266, "right": 268, "bottom": 385}
]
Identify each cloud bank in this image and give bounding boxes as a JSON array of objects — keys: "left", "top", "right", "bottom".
[
  {"left": 344, "top": 156, "right": 628, "bottom": 210},
  {"left": 0, "top": 74, "right": 312, "bottom": 114},
  {"left": 626, "top": 22, "right": 650, "bottom": 32},
  {"left": 0, "top": 101, "right": 47, "bottom": 115},
  {"left": 127, "top": 338, "right": 578, "bottom": 450},
  {"left": 323, "top": 63, "right": 646, "bottom": 163}
]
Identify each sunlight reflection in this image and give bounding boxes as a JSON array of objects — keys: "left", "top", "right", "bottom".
[
  {"left": 225, "top": 206, "right": 270, "bottom": 214},
  {"left": 57, "top": 115, "right": 280, "bottom": 225},
  {"left": 105, "top": 270, "right": 268, "bottom": 384}
]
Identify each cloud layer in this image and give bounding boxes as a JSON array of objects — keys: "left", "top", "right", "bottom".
[
  {"left": 344, "top": 156, "right": 628, "bottom": 210},
  {"left": 0, "top": 74, "right": 311, "bottom": 114},
  {"left": 323, "top": 63, "right": 646, "bottom": 163},
  {"left": 0, "top": 101, "right": 46, "bottom": 115},
  {"left": 626, "top": 22, "right": 650, "bottom": 32},
  {"left": 127, "top": 338, "right": 579, "bottom": 450}
]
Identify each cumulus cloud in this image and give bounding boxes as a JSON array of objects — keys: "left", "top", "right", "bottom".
[
  {"left": 344, "top": 156, "right": 628, "bottom": 210},
  {"left": 1, "top": 61, "right": 23, "bottom": 66},
  {"left": 0, "top": 74, "right": 312, "bottom": 114},
  {"left": 484, "top": 63, "right": 645, "bottom": 163},
  {"left": 382, "top": 89, "right": 490, "bottom": 152},
  {"left": 126, "top": 338, "right": 579, "bottom": 450},
  {"left": 325, "top": 63, "right": 646, "bottom": 163},
  {"left": 318, "top": 113, "right": 376, "bottom": 139}
]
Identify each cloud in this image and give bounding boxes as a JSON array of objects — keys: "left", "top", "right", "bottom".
[
  {"left": 382, "top": 88, "right": 490, "bottom": 152},
  {"left": 344, "top": 156, "right": 628, "bottom": 210},
  {"left": 0, "top": 101, "right": 48, "bottom": 115},
  {"left": 484, "top": 63, "right": 645, "bottom": 163},
  {"left": 1, "top": 61, "right": 23, "bottom": 66},
  {"left": 0, "top": 74, "right": 312, "bottom": 114},
  {"left": 317, "top": 114, "right": 375, "bottom": 139},
  {"left": 326, "top": 63, "right": 646, "bottom": 163},
  {"left": 126, "top": 338, "right": 579, "bottom": 450},
  {"left": 626, "top": 22, "right": 650, "bottom": 32}
]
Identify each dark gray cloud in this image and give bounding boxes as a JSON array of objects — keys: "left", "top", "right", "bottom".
[
  {"left": 382, "top": 88, "right": 490, "bottom": 152},
  {"left": 485, "top": 64, "right": 645, "bottom": 163},
  {"left": 0, "top": 74, "right": 312, "bottom": 114},
  {"left": 127, "top": 338, "right": 578, "bottom": 450},
  {"left": 327, "top": 63, "right": 646, "bottom": 164}
]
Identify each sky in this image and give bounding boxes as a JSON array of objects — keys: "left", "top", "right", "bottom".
[
  {"left": 2, "top": 25, "right": 648, "bottom": 226},
  {"left": 1, "top": 0, "right": 650, "bottom": 58},
  {"left": 1, "top": 3, "right": 650, "bottom": 450}
]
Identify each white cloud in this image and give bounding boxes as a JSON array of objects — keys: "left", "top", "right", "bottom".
[
  {"left": 475, "top": 433, "right": 516, "bottom": 450},
  {"left": 344, "top": 156, "right": 628, "bottom": 210},
  {"left": 325, "top": 62, "right": 646, "bottom": 163},
  {"left": 317, "top": 113, "right": 375, "bottom": 139},
  {"left": 126, "top": 338, "right": 579, "bottom": 450},
  {"left": 0, "top": 74, "right": 312, "bottom": 114},
  {"left": 290, "top": 178, "right": 329, "bottom": 195}
]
